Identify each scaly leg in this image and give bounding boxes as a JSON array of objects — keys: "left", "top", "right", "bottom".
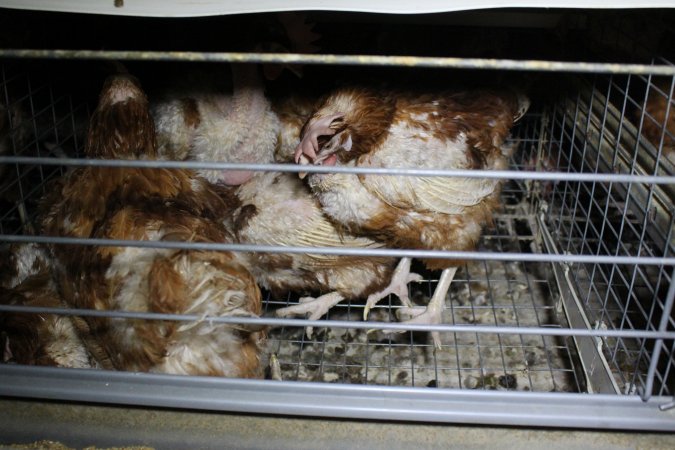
[
  {"left": 386, "top": 267, "right": 457, "bottom": 350},
  {"left": 276, "top": 291, "right": 344, "bottom": 338},
  {"left": 268, "top": 353, "right": 282, "bottom": 381},
  {"left": 363, "top": 257, "right": 422, "bottom": 320}
]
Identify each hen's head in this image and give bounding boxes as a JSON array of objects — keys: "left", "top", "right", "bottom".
[
  {"left": 294, "top": 89, "right": 395, "bottom": 179},
  {"left": 294, "top": 112, "right": 350, "bottom": 172},
  {"left": 86, "top": 74, "right": 156, "bottom": 160}
]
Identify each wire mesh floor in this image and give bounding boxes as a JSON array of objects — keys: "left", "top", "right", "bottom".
[{"left": 264, "top": 196, "right": 583, "bottom": 393}]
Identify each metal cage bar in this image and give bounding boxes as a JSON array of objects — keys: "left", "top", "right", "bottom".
[{"left": 1, "top": 46, "right": 674, "bottom": 429}]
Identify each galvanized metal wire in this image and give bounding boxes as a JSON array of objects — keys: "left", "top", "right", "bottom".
[
  {"left": 2, "top": 303, "right": 674, "bottom": 340},
  {"left": 2, "top": 49, "right": 675, "bottom": 75},
  {"left": 3, "top": 234, "right": 675, "bottom": 265},
  {"left": 2, "top": 156, "right": 675, "bottom": 183}
]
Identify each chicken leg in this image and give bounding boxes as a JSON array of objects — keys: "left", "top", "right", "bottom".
[
  {"left": 276, "top": 291, "right": 345, "bottom": 338},
  {"left": 385, "top": 266, "right": 457, "bottom": 350},
  {"left": 363, "top": 257, "right": 422, "bottom": 320}
]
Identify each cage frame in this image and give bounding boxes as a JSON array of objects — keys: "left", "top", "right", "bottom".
[{"left": 0, "top": 46, "right": 674, "bottom": 431}]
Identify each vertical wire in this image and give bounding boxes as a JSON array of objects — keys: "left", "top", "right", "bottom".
[
  {"left": 519, "top": 255, "right": 546, "bottom": 391},
  {"left": 631, "top": 210, "right": 675, "bottom": 393},
  {"left": 562, "top": 91, "right": 583, "bottom": 255},
  {"left": 482, "top": 258, "right": 510, "bottom": 388},
  {"left": 448, "top": 269, "right": 462, "bottom": 388},
  {"left": 601, "top": 81, "right": 636, "bottom": 371},
  {"left": 554, "top": 102, "right": 571, "bottom": 238},
  {"left": 657, "top": 339, "right": 675, "bottom": 397},
  {"left": 584, "top": 75, "right": 614, "bottom": 323},
  {"left": 640, "top": 265, "right": 675, "bottom": 401},
  {"left": 8, "top": 70, "right": 29, "bottom": 234},
  {"left": 603, "top": 72, "right": 641, "bottom": 388},
  {"left": 431, "top": 270, "right": 440, "bottom": 386},
  {"left": 623, "top": 76, "right": 675, "bottom": 395},
  {"left": 568, "top": 78, "right": 597, "bottom": 295}
]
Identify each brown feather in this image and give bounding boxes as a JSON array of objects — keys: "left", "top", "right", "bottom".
[
  {"left": 148, "top": 256, "right": 188, "bottom": 315},
  {"left": 639, "top": 79, "right": 675, "bottom": 162},
  {"left": 1, "top": 271, "right": 93, "bottom": 368},
  {"left": 302, "top": 86, "right": 524, "bottom": 271},
  {"left": 38, "top": 73, "right": 264, "bottom": 377}
]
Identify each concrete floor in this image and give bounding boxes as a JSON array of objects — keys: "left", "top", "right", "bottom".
[{"left": 1, "top": 398, "right": 674, "bottom": 450}]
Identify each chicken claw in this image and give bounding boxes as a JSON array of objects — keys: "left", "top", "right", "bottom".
[
  {"left": 363, "top": 257, "right": 421, "bottom": 320},
  {"left": 276, "top": 291, "right": 345, "bottom": 338},
  {"left": 384, "top": 267, "right": 457, "bottom": 350},
  {"left": 269, "top": 353, "right": 282, "bottom": 381}
]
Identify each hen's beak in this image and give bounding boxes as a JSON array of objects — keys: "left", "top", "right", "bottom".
[
  {"left": 296, "top": 132, "right": 352, "bottom": 180},
  {"left": 294, "top": 113, "right": 348, "bottom": 179}
]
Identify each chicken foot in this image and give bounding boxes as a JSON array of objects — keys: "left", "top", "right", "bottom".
[
  {"left": 275, "top": 291, "right": 345, "bottom": 338},
  {"left": 385, "top": 266, "right": 457, "bottom": 350},
  {"left": 268, "top": 353, "right": 282, "bottom": 381},
  {"left": 363, "top": 257, "right": 422, "bottom": 320}
]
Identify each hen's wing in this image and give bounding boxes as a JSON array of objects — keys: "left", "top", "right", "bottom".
[
  {"left": 358, "top": 89, "right": 522, "bottom": 215},
  {"left": 60, "top": 204, "right": 264, "bottom": 377},
  {"left": 358, "top": 132, "right": 502, "bottom": 215},
  {"left": 362, "top": 172, "right": 500, "bottom": 216},
  {"left": 0, "top": 243, "right": 94, "bottom": 368},
  {"left": 236, "top": 172, "right": 384, "bottom": 257},
  {"left": 233, "top": 172, "right": 394, "bottom": 297},
  {"left": 39, "top": 73, "right": 264, "bottom": 377}
]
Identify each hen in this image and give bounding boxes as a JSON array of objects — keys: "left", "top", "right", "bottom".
[
  {"left": 40, "top": 73, "right": 264, "bottom": 377},
  {"left": 152, "top": 66, "right": 418, "bottom": 337},
  {"left": 232, "top": 171, "right": 406, "bottom": 337},
  {"left": 1, "top": 243, "right": 94, "bottom": 368},
  {"left": 639, "top": 79, "right": 675, "bottom": 166},
  {"left": 295, "top": 86, "right": 529, "bottom": 348}
]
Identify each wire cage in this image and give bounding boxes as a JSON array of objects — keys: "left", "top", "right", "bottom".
[{"left": 0, "top": 7, "right": 674, "bottom": 433}]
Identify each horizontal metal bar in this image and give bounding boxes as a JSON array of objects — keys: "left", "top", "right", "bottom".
[
  {"left": 2, "top": 156, "right": 675, "bottom": 184},
  {"left": 1, "top": 365, "right": 673, "bottom": 431},
  {"left": 3, "top": 234, "right": 675, "bottom": 265},
  {"left": 2, "top": 304, "right": 674, "bottom": 340},
  {"left": 2, "top": 49, "right": 675, "bottom": 75}
]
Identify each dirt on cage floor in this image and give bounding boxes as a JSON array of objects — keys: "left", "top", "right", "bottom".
[{"left": 266, "top": 200, "right": 582, "bottom": 393}]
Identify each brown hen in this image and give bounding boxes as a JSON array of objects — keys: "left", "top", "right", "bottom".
[
  {"left": 296, "top": 86, "right": 529, "bottom": 348},
  {"left": 1, "top": 243, "right": 94, "bottom": 368},
  {"left": 40, "top": 73, "right": 264, "bottom": 377}
]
